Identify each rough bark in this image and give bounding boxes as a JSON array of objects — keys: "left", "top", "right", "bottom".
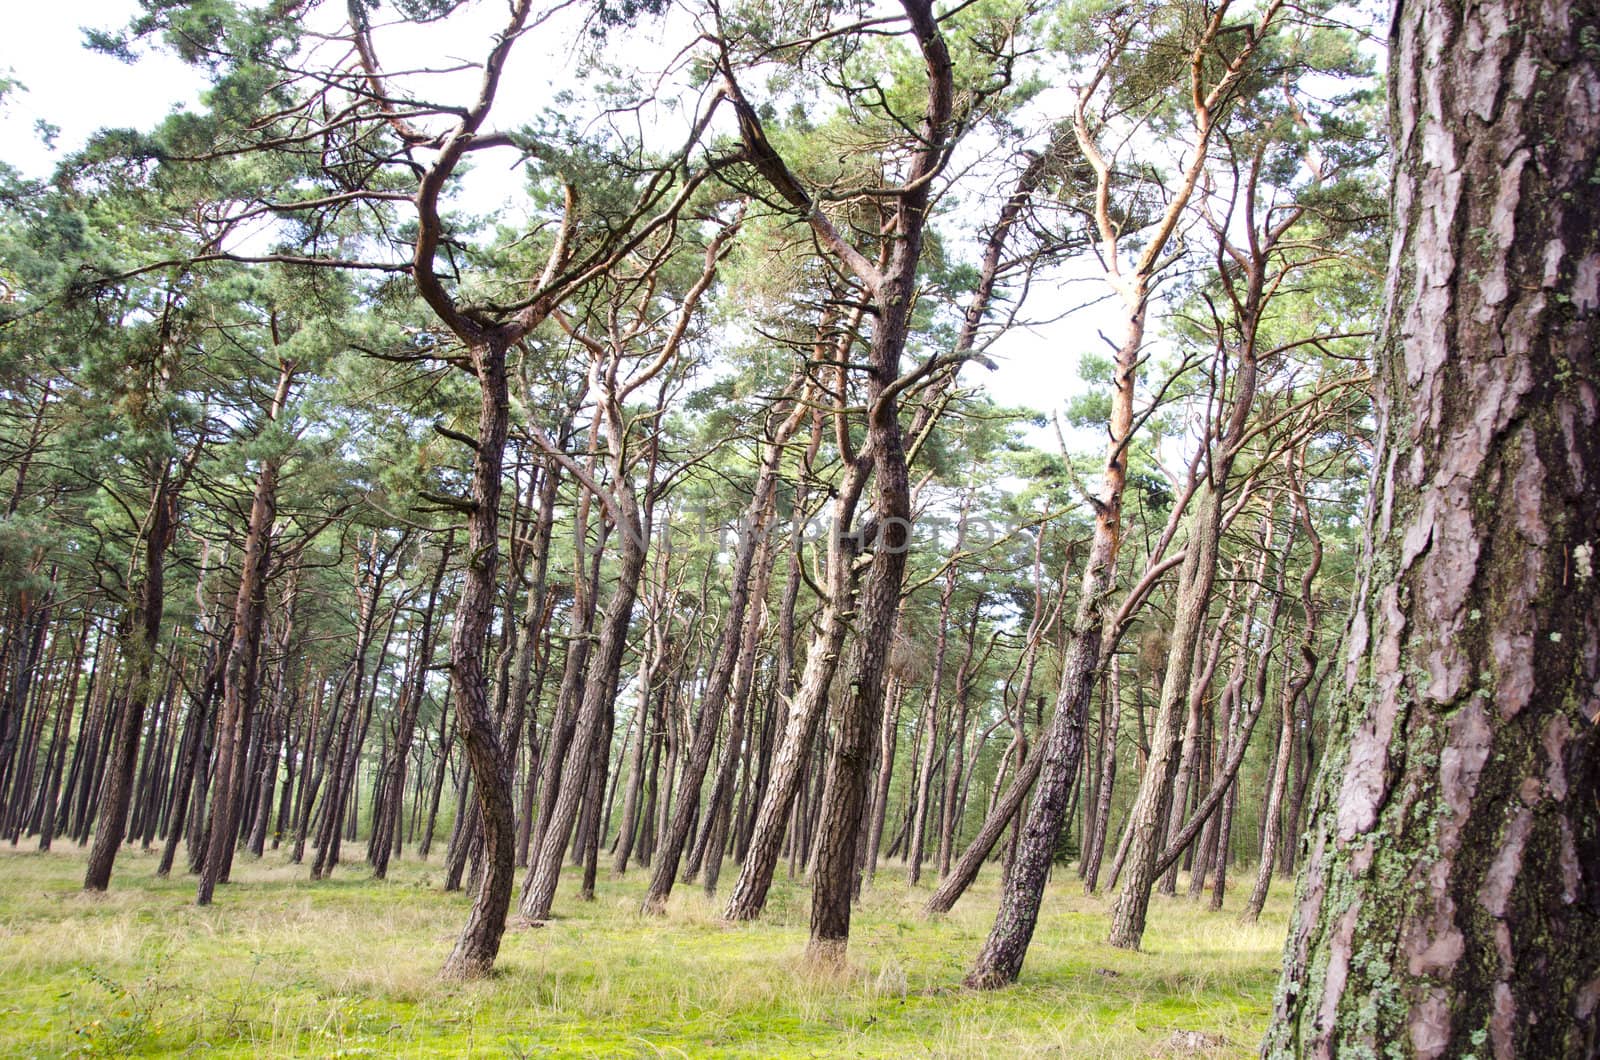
[
  {"left": 965, "top": 0, "right": 1281, "bottom": 982},
  {"left": 923, "top": 747, "right": 1044, "bottom": 917},
  {"left": 802, "top": 0, "right": 950, "bottom": 967},
  {"left": 720, "top": 456, "right": 865, "bottom": 922},
  {"left": 439, "top": 340, "right": 517, "bottom": 978},
  {"left": 1265, "top": 0, "right": 1600, "bottom": 1051}
]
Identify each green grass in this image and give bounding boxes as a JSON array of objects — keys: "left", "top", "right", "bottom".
[{"left": 0, "top": 845, "right": 1291, "bottom": 1057}]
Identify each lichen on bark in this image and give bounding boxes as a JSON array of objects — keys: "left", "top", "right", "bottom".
[{"left": 1264, "top": 0, "right": 1600, "bottom": 1054}]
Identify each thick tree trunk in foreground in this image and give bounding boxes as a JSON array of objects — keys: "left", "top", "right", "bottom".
[{"left": 1266, "top": 0, "right": 1600, "bottom": 1052}]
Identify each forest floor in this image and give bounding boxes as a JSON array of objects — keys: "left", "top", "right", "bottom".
[{"left": 0, "top": 846, "right": 1291, "bottom": 1058}]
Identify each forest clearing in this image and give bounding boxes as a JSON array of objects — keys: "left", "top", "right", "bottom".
[
  {"left": 1, "top": 848, "right": 1287, "bottom": 1057},
  {"left": 1, "top": 0, "right": 1596, "bottom": 1054}
]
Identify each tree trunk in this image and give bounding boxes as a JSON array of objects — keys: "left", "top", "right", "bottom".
[
  {"left": 84, "top": 461, "right": 182, "bottom": 892},
  {"left": 35, "top": 614, "right": 91, "bottom": 852},
  {"left": 908, "top": 575, "right": 953, "bottom": 886},
  {"left": 519, "top": 500, "right": 649, "bottom": 922},
  {"left": 1082, "top": 659, "right": 1121, "bottom": 893},
  {"left": 922, "top": 747, "right": 1044, "bottom": 917},
  {"left": 937, "top": 604, "right": 984, "bottom": 878},
  {"left": 1266, "top": 1, "right": 1600, "bottom": 1050},
  {"left": 701, "top": 532, "right": 778, "bottom": 897},
  {"left": 438, "top": 340, "right": 518, "bottom": 979},
  {"left": 641, "top": 391, "right": 797, "bottom": 912},
  {"left": 962, "top": 267, "right": 1144, "bottom": 985},
  {"left": 719, "top": 463, "right": 864, "bottom": 921},
  {"left": 372, "top": 534, "right": 450, "bottom": 879},
  {"left": 197, "top": 362, "right": 292, "bottom": 904},
  {"left": 864, "top": 675, "right": 904, "bottom": 881}
]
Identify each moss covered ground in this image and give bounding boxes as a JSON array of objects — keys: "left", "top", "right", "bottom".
[{"left": 0, "top": 845, "right": 1290, "bottom": 1057}]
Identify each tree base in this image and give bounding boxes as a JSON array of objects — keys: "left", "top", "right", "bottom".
[{"left": 963, "top": 967, "right": 1015, "bottom": 991}]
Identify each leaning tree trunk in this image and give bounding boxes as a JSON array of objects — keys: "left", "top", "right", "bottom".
[
  {"left": 922, "top": 747, "right": 1044, "bottom": 917},
  {"left": 806, "top": 399, "right": 913, "bottom": 962},
  {"left": 641, "top": 411, "right": 788, "bottom": 913},
  {"left": 801, "top": 0, "right": 951, "bottom": 966},
  {"left": 611, "top": 613, "right": 665, "bottom": 875},
  {"left": 1107, "top": 484, "right": 1231, "bottom": 946},
  {"left": 1265, "top": 0, "right": 1600, "bottom": 1051},
  {"left": 519, "top": 506, "right": 648, "bottom": 923},
  {"left": 719, "top": 461, "right": 865, "bottom": 923},
  {"left": 961, "top": 266, "right": 1142, "bottom": 986},
  {"left": 936, "top": 605, "right": 984, "bottom": 878}
]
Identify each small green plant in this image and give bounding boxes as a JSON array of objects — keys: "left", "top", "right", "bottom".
[{"left": 70, "top": 966, "right": 171, "bottom": 1055}]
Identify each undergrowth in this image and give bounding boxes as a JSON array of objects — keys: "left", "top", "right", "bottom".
[{"left": 0, "top": 845, "right": 1290, "bottom": 1057}]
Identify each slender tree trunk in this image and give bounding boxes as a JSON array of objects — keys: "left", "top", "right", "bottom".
[
  {"left": 701, "top": 529, "right": 779, "bottom": 896},
  {"left": 937, "top": 604, "right": 984, "bottom": 878},
  {"left": 1082, "top": 659, "right": 1121, "bottom": 893},
  {"left": 642, "top": 389, "right": 798, "bottom": 912},
  {"left": 720, "top": 453, "right": 867, "bottom": 923},
  {"left": 923, "top": 748, "right": 1044, "bottom": 917},
  {"left": 37, "top": 614, "right": 92, "bottom": 852},
  {"left": 314, "top": 562, "right": 402, "bottom": 880},
  {"left": 962, "top": 268, "right": 1145, "bottom": 984},
  {"left": 908, "top": 576, "right": 953, "bottom": 886},
  {"left": 373, "top": 534, "right": 452, "bottom": 879},
  {"left": 417, "top": 711, "right": 451, "bottom": 860},
  {"left": 864, "top": 675, "right": 904, "bottom": 881},
  {"left": 1244, "top": 481, "right": 1322, "bottom": 925},
  {"left": 439, "top": 340, "right": 518, "bottom": 979},
  {"left": 520, "top": 521, "right": 648, "bottom": 921},
  {"left": 197, "top": 362, "right": 292, "bottom": 904},
  {"left": 1157, "top": 606, "right": 1229, "bottom": 895},
  {"left": 85, "top": 458, "right": 184, "bottom": 892},
  {"left": 611, "top": 647, "right": 660, "bottom": 875}
]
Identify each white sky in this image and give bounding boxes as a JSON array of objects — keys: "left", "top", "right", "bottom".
[{"left": 2, "top": 1, "right": 1128, "bottom": 457}]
